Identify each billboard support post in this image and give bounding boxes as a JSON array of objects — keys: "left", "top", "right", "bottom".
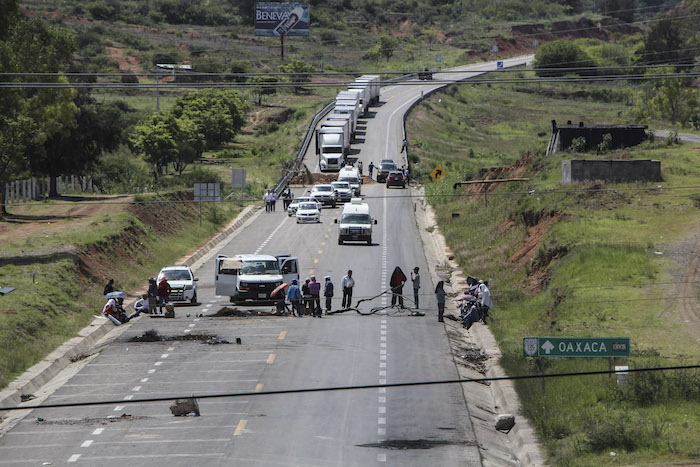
[{"left": 281, "top": 34, "right": 284, "bottom": 60}]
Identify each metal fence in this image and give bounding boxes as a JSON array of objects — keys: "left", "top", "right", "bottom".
[{"left": 3, "top": 176, "right": 96, "bottom": 204}]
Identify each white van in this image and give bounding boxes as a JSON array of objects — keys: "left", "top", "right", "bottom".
[
  {"left": 338, "top": 165, "right": 362, "bottom": 196},
  {"left": 335, "top": 199, "right": 377, "bottom": 245},
  {"left": 215, "top": 254, "right": 299, "bottom": 304}
]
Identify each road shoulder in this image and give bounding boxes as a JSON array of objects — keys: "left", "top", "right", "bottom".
[{"left": 411, "top": 183, "right": 546, "bottom": 466}]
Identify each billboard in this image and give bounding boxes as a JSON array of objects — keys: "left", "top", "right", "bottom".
[{"left": 255, "top": 2, "right": 310, "bottom": 37}]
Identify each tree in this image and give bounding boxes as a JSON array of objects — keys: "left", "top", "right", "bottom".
[
  {"left": 0, "top": 13, "right": 78, "bottom": 206},
  {"left": 30, "top": 92, "right": 127, "bottom": 195},
  {"left": 363, "top": 44, "right": 381, "bottom": 64},
  {"left": 131, "top": 112, "right": 180, "bottom": 178},
  {"left": 171, "top": 89, "right": 247, "bottom": 148},
  {"left": 421, "top": 29, "right": 440, "bottom": 50},
  {"left": 278, "top": 58, "right": 315, "bottom": 93},
  {"left": 534, "top": 40, "right": 596, "bottom": 77},
  {"left": 633, "top": 67, "right": 698, "bottom": 126},
  {"left": 248, "top": 75, "right": 279, "bottom": 106},
  {"left": 638, "top": 17, "right": 696, "bottom": 67},
  {"left": 378, "top": 34, "right": 399, "bottom": 62}
]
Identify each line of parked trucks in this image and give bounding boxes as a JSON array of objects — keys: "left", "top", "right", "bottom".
[{"left": 316, "top": 74, "right": 380, "bottom": 172}]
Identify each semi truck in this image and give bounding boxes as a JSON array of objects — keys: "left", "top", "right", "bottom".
[
  {"left": 315, "top": 127, "right": 346, "bottom": 172},
  {"left": 338, "top": 89, "right": 367, "bottom": 116},
  {"left": 332, "top": 104, "right": 358, "bottom": 136}
]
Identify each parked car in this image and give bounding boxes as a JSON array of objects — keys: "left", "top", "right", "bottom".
[
  {"left": 157, "top": 265, "right": 198, "bottom": 304},
  {"left": 386, "top": 170, "right": 406, "bottom": 188},
  {"left": 296, "top": 202, "right": 321, "bottom": 223},
  {"left": 331, "top": 181, "right": 353, "bottom": 202},
  {"left": 287, "top": 197, "right": 319, "bottom": 216},
  {"left": 310, "top": 184, "right": 337, "bottom": 207},
  {"left": 376, "top": 161, "right": 397, "bottom": 183}
]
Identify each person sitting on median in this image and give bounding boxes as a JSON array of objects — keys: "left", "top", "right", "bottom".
[{"left": 134, "top": 294, "right": 150, "bottom": 315}]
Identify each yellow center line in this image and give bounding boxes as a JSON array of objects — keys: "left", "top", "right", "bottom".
[
  {"left": 278, "top": 330, "right": 287, "bottom": 340},
  {"left": 309, "top": 269, "right": 315, "bottom": 274},
  {"left": 255, "top": 382, "right": 264, "bottom": 392},
  {"left": 317, "top": 250, "right": 323, "bottom": 255},
  {"left": 324, "top": 234, "right": 329, "bottom": 239},
  {"left": 313, "top": 259, "right": 319, "bottom": 264},
  {"left": 266, "top": 354, "right": 276, "bottom": 364},
  {"left": 234, "top": 419, "right": 247, "bottom": 436},
  {"left": 321, "top": 242, "right": 326, "bottom": 246},
  {"left": 328, "top": 228, "right": 332, "bottom": 232}
]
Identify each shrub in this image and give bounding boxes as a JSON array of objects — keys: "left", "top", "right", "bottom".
[
  {"left": 597, "top": 133, "right": 613, "bottom": 153},
  {"left": 534, "top": 40, "right": 596, "bottom": 77},
  {"left": 181, "top": 166, "right": 222, "bottom": 185},
  {"left": 569, "top": 136, "right": 587, "bottom": 153}
]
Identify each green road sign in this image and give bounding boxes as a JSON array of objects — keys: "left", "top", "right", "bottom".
[{"left": 523, "top": 337, "right": 630, "bottom": 358}]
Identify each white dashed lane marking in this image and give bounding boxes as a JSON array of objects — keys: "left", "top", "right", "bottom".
[
  {"left": 68, "top": 454, "right": 81, "bottom": 462},
  {"left": 81, "top": 440, "right": 93, "bottom": 448}
]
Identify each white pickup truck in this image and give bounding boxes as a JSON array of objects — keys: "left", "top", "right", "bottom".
[{"left": 215, "top": 254, "right": 299, "bottom": 304}]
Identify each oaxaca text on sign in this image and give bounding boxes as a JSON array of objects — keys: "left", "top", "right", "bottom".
[{"left": 523, "top": 337, "right": 630, "bottom": 358}]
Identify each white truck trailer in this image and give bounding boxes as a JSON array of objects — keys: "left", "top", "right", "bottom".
[
  {"left": 357, "top": 75, "right": 380, "bottom": 104},
  {"left": 333, "top": 104, "right": 358, "bottom": 136},
  {"left": 338, "top": 89, "right": 367, "bottom": 116}
]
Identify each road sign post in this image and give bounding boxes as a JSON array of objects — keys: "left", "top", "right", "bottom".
[{"left": 523, "top": 337, "right": 630, "bottom": 358}]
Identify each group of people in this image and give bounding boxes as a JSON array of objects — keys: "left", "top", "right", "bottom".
[
  {"left": 101, "top": 276, "right": 173, "bottom": 325},
  {"left": 263, "top": 190, "right": 279, "bottom": 212},
  {"left": 278, "top": 270, "right": 356, "bottom": 317},
  {"left": 364, "top": 162, "right": 409, "bottom": 182},
  {"left": 388, "top": 266, "right": 421, "bottom": 308},
  {"left": 459, "top": 280, "right": 493, "bottom": 330}
]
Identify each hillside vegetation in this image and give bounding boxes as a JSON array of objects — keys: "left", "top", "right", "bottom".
[{"left": 408, "top": 79, "right": 700, "bottom": 465}]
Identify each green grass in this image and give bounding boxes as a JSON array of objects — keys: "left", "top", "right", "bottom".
[
  {"left": 0, "top": 195, "right": 241, "bottom": 390},
  {"left": 409, "top": 79, "right": 700, "bottom": 465}
]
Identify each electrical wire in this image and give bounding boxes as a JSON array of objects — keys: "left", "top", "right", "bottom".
[{"left": 1, "top": 364, "right": 697, "bottom": 412}]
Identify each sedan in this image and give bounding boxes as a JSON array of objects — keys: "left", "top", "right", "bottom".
[
  {"left": 287, "top": 197, "right": 318, "bottom": 216},
  {"left": 310, "top": 184, "right": 337, "bottom": 207},
  {"left": 296, "top": 202, "right": 321, "bottom": 223}
]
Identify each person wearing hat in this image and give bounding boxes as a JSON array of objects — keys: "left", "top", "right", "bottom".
[
  {"left": 477, "top": 280, "right": 492, "bottom": 323},
  {"left": 308, "top": 275, "right": 322, "bottom": 317},
  {"left": 323, "top": 276, "right": 334, "bottom": 314},
  {"left": 286, "top": 279, "right": 302, "bottom": 317}
]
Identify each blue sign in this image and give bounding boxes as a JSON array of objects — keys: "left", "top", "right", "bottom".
[
  {"left": 255, "top": 2, "right": 310, "bottom": 37},
  {"left": 497, "top": 61, "right": 503, "bottom": 69}
]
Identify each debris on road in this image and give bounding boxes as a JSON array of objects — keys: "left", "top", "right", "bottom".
[{"left": 170, "top": 397, "right": 200, "bottom": 417}]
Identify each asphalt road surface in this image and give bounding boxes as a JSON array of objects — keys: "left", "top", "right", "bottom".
[{"left": 0, "top": 57, "right": 530, "bottom": 466}]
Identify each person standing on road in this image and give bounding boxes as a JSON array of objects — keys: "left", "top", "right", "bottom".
[
  {"left": 286, "top": 279, "right": 302, "bottom": 317},
  {"left": 103, "top": 279, "right": 115, "bottom": 296},
  {"left": 263, "top": 190, "right": 272, "bottom": 212},
  {"left": 368, "top": 162, "right": 375, "bottom": 178},
  {"left": 401, "top": 138, "right": 408, "bottom": 153},
  {"left": 301, "top": 278, "right": 311, "bottom": 315},
  {"left": 147, "top": 277, "right": 158, "bottom": 314},
  {"left": 157, "top": 276, "right": 171, "bottom": 314},
  {"left": 410, "top": 267, "right": 421, "bottom": 308},
  {"left": 358, "top": 161, "right": 363, "bottom": 176},
  {"left": 271, "top": 191, "right": 278, "bottom": 212},
  {"left": 390, "top": 266, "right": 407, "bottom": 308},
  {"left": 341, "top": 270, "right": 355, "bottom": 309},
  {"left": 283, "top": 188, "right": 293, "bottom": 210},
  {"left": 435, "top": 281, "right": 446, "bottom": 322},
  {"left": 308, "top": 275, "right": 322, "bottom": 317},
  {"left": 324, "top": 276, "right": 334, "bottom": 314}
]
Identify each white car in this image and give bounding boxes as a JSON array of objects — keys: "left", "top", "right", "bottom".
[
  {"left": 287, "top": 197, "right": 319, "bottom": 216},
  {"left": 296, "top": 202, "right": 321, "bottom": 223},
  {"left": 310, "top": 184, "right": 337, "bottom": 207},
  {"left": 331, "top": 181, "right": 353, "bottom": 203},
  {"left": 157, "top": 265, "right": 199, "bottom": 304}
]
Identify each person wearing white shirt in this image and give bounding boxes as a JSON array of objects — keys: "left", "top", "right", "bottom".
[
  {"left": 341, "top": 270, "right": 355, "bottom": 308},
  {"left": 478, "top": 280, "right": 492, "bottom": 322}
]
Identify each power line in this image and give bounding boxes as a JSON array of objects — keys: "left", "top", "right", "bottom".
[{"left": 2, "top": 364, "right": 697, "bottom": 412}]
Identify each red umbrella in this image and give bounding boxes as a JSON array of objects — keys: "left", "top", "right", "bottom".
[{"left": 271, "top": 283, "right": 289, "bottom": 297}]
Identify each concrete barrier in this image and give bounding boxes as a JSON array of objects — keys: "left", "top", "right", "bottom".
[{"left": 562, "top": 159, "right": 661, "bottom": 184}]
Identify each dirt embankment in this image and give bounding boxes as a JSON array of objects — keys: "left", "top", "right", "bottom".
[{"left": 77, "top": 191, "right": 200, "bottom": 286}]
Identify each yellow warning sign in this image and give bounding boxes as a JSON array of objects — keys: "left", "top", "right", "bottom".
[{"left": 430, "top": 165, "right": 447, "bottom": 181}]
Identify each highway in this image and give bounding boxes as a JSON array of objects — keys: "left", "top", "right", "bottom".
[{"left": 0, "top": 56, "right": 530, "bottom": 466}]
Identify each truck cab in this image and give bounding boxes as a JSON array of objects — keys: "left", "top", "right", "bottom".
[
  {"left": 316, "top": 127, "right": 345, "bottom": 171},
  {"left": 334, "top": 199, "right": 377, "bottom": 245},
  {"left": 215, "top": 254, "right": 299, "bottom": 304}
]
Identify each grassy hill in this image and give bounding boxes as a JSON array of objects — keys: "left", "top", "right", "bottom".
[{"left": 408, "top": 78, "right": 700, "bottom": 465}]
